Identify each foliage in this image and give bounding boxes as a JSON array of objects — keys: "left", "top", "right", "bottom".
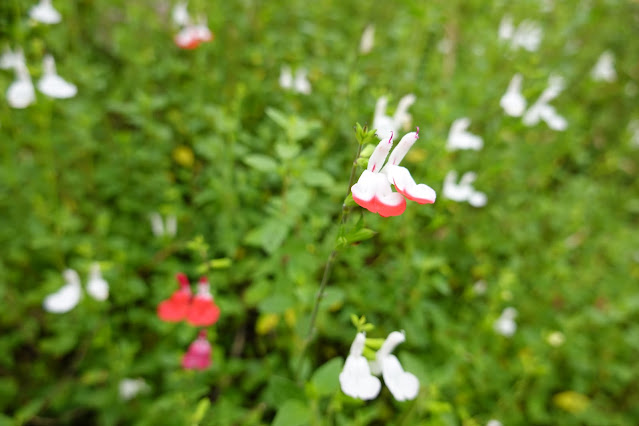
[{"left": 1, "top": 0, "right": 638, "bottom": 425}]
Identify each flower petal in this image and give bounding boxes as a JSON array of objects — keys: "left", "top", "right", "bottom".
[
  {"left": 339, "top": 354, "right": 382, "bottom": 400},
  {"left": 382, "top": 354, "right": 420, "bottom": 401},
  {"left": 186, "top": 296, "right": 220, "bottom": 326},
  {"left": 43, "top": 269, "right": 82, "bottom": 313},
  {"left": 386, "top": 165, "right": 436, "bottom": 205},
  {"left": 86, "top": 262, "right": 109, "bottom": 301}
]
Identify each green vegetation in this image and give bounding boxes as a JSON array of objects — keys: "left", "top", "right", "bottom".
[{"left": 1, "top": 0, "right": 638, "bottom": 425}]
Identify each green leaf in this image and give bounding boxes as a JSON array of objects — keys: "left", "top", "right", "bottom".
[
  {"left": 272, "top": 400, "right": 311, "bottom": 426},
  {"left": 263, "top": 377, "right": 305, "bottom": 406},
  {"left": 190, "top": 398, "right": 211, "bottom": 425},
  {"left": 310, "top": 357, "right": 344, "bottom": 396},
  {"left": 301, "top": 170, "right": 335, "bottom": 188},
  {"left": 244, "top": 218, "right": 290, "bottom": 253},
  {"left": 209, "top": 258, "right": 232, "bottom": 269},
  {"left": 344, "top": 228, "right": 376, "bottom": 245},
  {"left": 243, "top": 154, "right": 279, "bottom": 173}
]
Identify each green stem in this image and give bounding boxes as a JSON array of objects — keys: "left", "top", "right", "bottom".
[{"left": 295, "top": 139, "right": 363, "bottom": 379}]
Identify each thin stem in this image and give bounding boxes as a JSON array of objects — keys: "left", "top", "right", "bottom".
[{"left": 295, "top": 140, "right": 364, "bottom": 379}]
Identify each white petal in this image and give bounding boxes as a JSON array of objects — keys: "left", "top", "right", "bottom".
[
  {"left": 447, "top": 118, "right": 483, "bottom": 151},
  {"left": 7, "top": 80, "right": 35, "bottom": 109},
  {"left": 359, "top": 24, "right": 375, "bottom": 54},
  {"left": 367, "top": 133, "right": 394, "bottom": 173},
  {"left": 385, "top": 165, "right": 436, "bottom": 204},
  {"left": 279, "top": 66, "right": 293, "bottom": 89},
  {"left": 172, "top": 2, "right": 190, "bottom": 26},
  {"left": 86, "top": 263, "right": 109, "bottom": 301},
  {"left": 591, "top": 51, "right": 616, "bottom": 82},
  {"left": 339, "top": 354, "right": 381, "bottom": 400},
  {"left": 539, "top": 105, "right": 567, "bottom": 131},
  {"left": 37, "top": 75, "right": 77, "bottom": 99},
  {"left": 294, "top": 69, "right": 311, "bottom": 95},
  {"left": 382, "top": 354, "right": 419, "bottom": 401},
  {"left": 119, "top": 378, "right": 148, "bottom": 400},
  {"left": 468, "top": 190, "right": 487, "bottom": 207},
  {"left": 43, "top": 269, "right": 82, "bottom": 313},
  {"left": 498, "top": 15, "right": 514, "bottom": 40},
  {"left": 30, "top": 0, "right": 61, "bottom": 24},
  {"left": 384, "top": 131, "right": 419, "bottom": 168},
  {"left": 165, "top": 215, "right": 177, "bottom": 237},
  {"left": 149, "top": 212, "right": 164, "bottom": 236}
]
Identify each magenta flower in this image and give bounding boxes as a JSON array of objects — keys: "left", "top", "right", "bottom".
[
  {"left": 351, "top": 129, "right": 436, "bottom": 217},
  {"left": 182, "top": 330, "right": 212, "bottom": 370}
]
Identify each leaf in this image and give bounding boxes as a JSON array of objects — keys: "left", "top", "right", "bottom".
[
  {"left": 301, "top": 170, "right": 335, "bottom": 188},
  {"left": 344, "top": 228, "right": 376, "bottom": 245},
  {"left": 263, "top": 377, "right": 304, "bottom": 407},
  {"left": 244, "top": 218, "right": 290, "bottom": 254},
  {"left": 266, "top": 107, "right": 289, "bottom": 129},
  {"left": 272, "top": 400, "right": 311, "bottom": 426},
  {"left": 310, "top": 357, "right": 343, "bottom": 396},
  {"left": 243, "top": 154, "right": 279, "bottom": 173},
  {"left": 190, "top": 398, "right": 211, "bottom": 425}
]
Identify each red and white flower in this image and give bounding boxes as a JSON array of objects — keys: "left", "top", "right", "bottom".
[
  {"left": 157, "top": 273, "right": 221, "bottom": 326},
  {"left": 351, "top": 129, "right": 436, "bottom": 217}
]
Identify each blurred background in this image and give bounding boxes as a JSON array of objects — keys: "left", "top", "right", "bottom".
[{"left": 1, "top": 0, "right": 638, "bottom": 425}]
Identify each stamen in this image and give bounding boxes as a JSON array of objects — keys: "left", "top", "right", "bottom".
[{"left": 415, "top": 127, "right": 420, "bottom": 138}]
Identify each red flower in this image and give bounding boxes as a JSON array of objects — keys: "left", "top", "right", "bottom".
[
  {"left": 157, "top": 274, "right": 221, "bottom": 326},
  {"left": 186, "top": 277, "right": 221, "bottom": 327},
  {"left": 157, "top": 273, "right": 191, "bottom": 322},
  {"left": 182, "top": 329, "right": 212, "bottom": 370}
]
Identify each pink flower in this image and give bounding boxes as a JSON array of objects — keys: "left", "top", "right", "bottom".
[
  {"left": 182, "top": 330, "right": 212, "bottom": 370},
  {"left": 351, "top": 129, "right": 436, "bottom": 217},
  {"left": 174, "top": 16, "right": 213, "bottom": 50}
]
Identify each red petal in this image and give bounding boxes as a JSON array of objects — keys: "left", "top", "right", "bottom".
[
  {"left": 186, "top": 297, "right": 220, "bottom": 326},
  {"left": 374, "top": 196, "right": 407, "bottom": 217},
  {"left": 157, "top": 292, "right": 191, "bottom": 322}
]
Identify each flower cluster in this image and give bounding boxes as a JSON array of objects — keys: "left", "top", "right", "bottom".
[
  {"left": 172, "top": 2, "right": 213, "bottom": 50},
  {"left": 351, "top": 129, "right": 436, "bottom": 217},
  {"left": 29, "top": 0, "right": 61, "bottom": 25},
  {"left": 442, "top": 171, "right": 487, "bottom": 207},
  {"left": 339, "top": 332, "right": 419, "bottom": 401},
  {"left": 157, "top": 273, "right": 220, "bottom": 370},
  {"left": 498, "top": 15, "right": 542, "bottom": 52},
  {"left": 43, "top": 264, "right": 109, "bottom": 313}
]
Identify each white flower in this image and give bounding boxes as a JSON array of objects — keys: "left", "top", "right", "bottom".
[
  {"left": 523, "top": 75, "right": 567, "bottom": 131},
  {"left": 172, "top": 1, "right": 190, "bottom": 26},
  {"left": 446, "top": 118, "right": 483, "bottom": 151},
  {"left": 86, "top": 262, "right": 109, "bottom": 301},
  {"left": 43, "top": 269, "right": 82, "bottom": 313},
  {"left": 43, "top": 266, "right": 109, "bottom": 313},
  {"left": 149, "top": 212, "right": 177, "bottom": 237},
  {"left": 442, "top": 171, "right": 486, "bottom": 207},
  {"left": 369, "top": 331, "right": 419, "bottom": 401},
  {"left": 339, "top": 333, "right": 382, "bottom": 400},
  {"left": 494, "top": 307, "right": 517, "bottom": 337},
  {"left": 591, "top": 50, "right": 616, "bottom": 82},
  {"left": 499, "top": 16, "right": 542, "bottom": 52},
  {"left": 37, "top": 55, "right": 77, "bottom": 99},
  {"left": 373, "top": 94, "right": 416, "bottom": 140},
  {"left": 473, "top": 280, "right": 487, "bottom": 295},
  {"left": 359, "top": 24, "right": 375, "bottom": 55},
  {"left": 486, "top": 420, "right": 503, "bottom": 426},
  {"left": 500, "top": 74, "right": 526, "bottom": 117},
  {"left": 511, "top": 20, "right": 542, "bottom": 52},
  {"left": 119, "top": 378, "right": 148, "bottom": 401},
  {"left": 6, "top": 61, "right": 36, "bottom": 109},
  {"left": 0, "top": 47, "right": 25, "bottom": 70},
  {"left": 29, "top": 0, "right": 61, "bottom": 24},
  {"left": 498, "top": 15, "right": 514, "bottom": 41},
  {"left": 279, "top": 65, "right": 311, "bottom": 95}
]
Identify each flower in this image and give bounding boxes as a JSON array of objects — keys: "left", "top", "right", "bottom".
[
  {"left": 157, "top": 274, "right": 221, "bottom": 325},
  {"left": 369, "top": 331, "right": 419, "bottom": 401},
  {"left": 37, "top": 55, "right": 77, "bottom": 99},
  {"left": 339, "top": 333, "right": 382, "bottom": 400},
  {"left": 157, "top": 273, "right": 192, "bottom": 322},
  {"left": 149, "top": 212, "right": 177, "bottom": 237},
  {"left": 172, "top": 1, "right": 190, "bottom": 27},
  {"left": 486, "top": 420, "right": 503, "bottom": 426},
  {"left": 446, "top": 118, "right": 483, "bottom": 151},
  {"left": 523, "top": 75, "right": 567, "bottom": 131},
  {"left": 6, "top": 61, "right": 36, "bottom": 109},
  {"left": 182, "top": 330, "right": 212, "bottom": 370},
  {"left": 43, "top": 269, "right": 82, "bottom": 313},
  {"left": 279, "top": 65, "right": 311, "bottom": 94},
  {"left": 174, "top": 16, "right": 213, "bottom": 49},
  {"left": 351, "top": 130, "right": 436, "bottom": 217},
  {"left": 500, "top": 16, "right": 542, "bottom": 51},
  {"left": 591, "top": 50, "right": 616, "bottom": 82},
  {"left": 494, "top": 307, "right": 517, "bottom": 337},
  {"left": 186, "top": 277, "right": 221, "bottom": 327},
  {"left": 359, "top": 24, "right": 375, "bottom": 54},
  {"left": 500, "top": 73, "right": 526, "bottom": 117},
  {"left": 442, "top": 170, "right": 487, "bottom": 207},
  {"left": 86, "top": 262, "right": 109, "bottom": 301},
  {"left": 372, "top": 94, "right": 416, "bottom": 140},
  {"left": 119, "top": 378, "right": 148, "bottom": 401},
  {"left": 29, "top": 0, "right": 61, "bottom": 24},
  {"left": 0, "top": 47, "right": 25, "bottom": 70}
]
